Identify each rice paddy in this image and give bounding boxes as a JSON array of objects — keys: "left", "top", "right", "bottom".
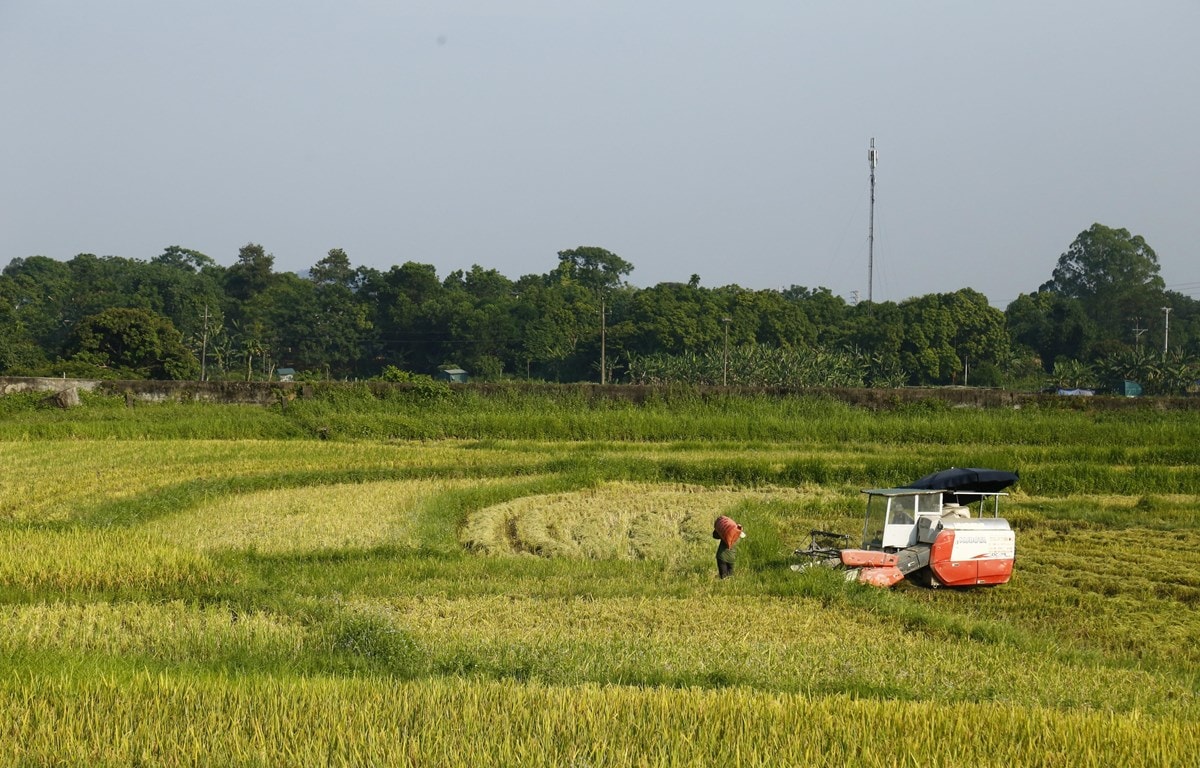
[{"left": 2, "top": 392, "right": 1199, "bottom": 765}]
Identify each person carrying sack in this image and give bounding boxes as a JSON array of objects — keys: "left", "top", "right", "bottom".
[{"left": 713, "top": 515, "right": 745, "bottom": 579}]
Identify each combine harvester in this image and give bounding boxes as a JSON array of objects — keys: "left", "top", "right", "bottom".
[{"left": 794, "top": 468, "right": 1019, "bottom": 588}]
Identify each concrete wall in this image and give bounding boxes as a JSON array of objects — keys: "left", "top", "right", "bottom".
[
  {"left": 0, "top": 376, "right": 102, "bottom": 395},
  {"left": 1, "top": 376, "right": 1193, "bottom": 410},
  {"left": 0, "top": 376, "right": 306, "bottom": 405}
]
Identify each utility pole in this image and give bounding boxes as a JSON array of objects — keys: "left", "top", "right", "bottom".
[
  {"left": 867, "top": 138, "right": 878, "bottom": 312},
  {"left": 200, "top": 303, "right": 210, "bottom": 381},
  {"left": 1162, "top": 306, "right": 1172, "bottom": 356},
  {"left": 1132, "top": 317, "right": 1147, "bottom": 349},
  {"left": 721, "top": 316, "right": 731, "bottom": 386},
  {"left": 599, "top": 296, "right": 607, "bottom": 385}
]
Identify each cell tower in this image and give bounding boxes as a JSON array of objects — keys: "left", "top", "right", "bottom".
[{"left": 867, "top": 138, "right": 878, "bottom": 309}]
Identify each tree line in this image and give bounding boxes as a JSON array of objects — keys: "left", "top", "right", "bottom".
[{"left": 1, "top": 223, "right": 1196, "bottom": 393}]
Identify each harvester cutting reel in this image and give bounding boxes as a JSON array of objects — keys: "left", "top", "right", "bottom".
[
  {"left": 791, "top": 530, "right": 852, "bottom": 572},
  {"left": 792, "top": 529, "right": 936, "bottom": 587}
]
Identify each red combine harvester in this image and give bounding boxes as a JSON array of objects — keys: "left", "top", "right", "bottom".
[{"left": 793, "top": 468, "right": 1018, "bottom": 588}]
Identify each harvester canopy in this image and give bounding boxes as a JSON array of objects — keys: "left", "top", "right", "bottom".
[{"left": 904, "top": 468, "right": 1017, "bottom": 503}]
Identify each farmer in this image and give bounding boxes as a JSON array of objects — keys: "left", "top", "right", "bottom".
[{"left": 713, "top": 515, "right": 745, "bottom": 579}]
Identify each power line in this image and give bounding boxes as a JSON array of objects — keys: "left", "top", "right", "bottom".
[{"left": 1164, "top": 280, "right": 1200, "bottom": 297}]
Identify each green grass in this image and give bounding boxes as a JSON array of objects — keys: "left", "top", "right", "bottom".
[{"left": 5, "top": 386, "right": 1200, "bottom": 450}]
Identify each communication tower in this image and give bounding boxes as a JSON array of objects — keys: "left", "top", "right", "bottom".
[{"left": 867, "top": 138, "right": 878, "bottom": 309}]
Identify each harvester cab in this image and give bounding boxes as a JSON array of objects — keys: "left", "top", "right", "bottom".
[{"left": 794, "top": 468, "right": 1018, "bottom": 588}]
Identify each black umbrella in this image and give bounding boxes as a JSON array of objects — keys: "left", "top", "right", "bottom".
[{"left": 905, "top": 467, "right": 1018, "bottom": 495}]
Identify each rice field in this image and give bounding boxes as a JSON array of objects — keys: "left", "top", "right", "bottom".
[{"left": 2, "top": 393, "right": 1199, "bottom": 765}]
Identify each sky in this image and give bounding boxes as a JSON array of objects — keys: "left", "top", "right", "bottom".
[{"left": 2, "top": 1, "right": 1198, "bottom": 308}]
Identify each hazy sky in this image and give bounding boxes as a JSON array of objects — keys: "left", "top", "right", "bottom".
[{"left": 3, "top": 1, "right": 1197, "bottom": 307}]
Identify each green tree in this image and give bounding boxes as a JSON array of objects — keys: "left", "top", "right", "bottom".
[
  {"left": 1160, "top": 351, "right": 1199, "bottom": 395},
  {"left": 1040, "top": 224, "right": 1165, "bottom": 342},
  {"left": 892, "top": 290, "right": 1008, "bottom": 385},
  {"left": 0, "top": 256, "right": 76, "bottom": 359},
  {"left": 67, "top": 307, "right": 199, "bottom": 379},
  {"left": 623, "top": 282, "right": 725, "bottom": 356},
  {"left": 897, "top": 295, "right": 960, "bottom": 384},
  {"left": 554, "top": 246, "right": 633, "bottom": 294},
  {"left": 783, "top": 286, "right": 851, "bottom": 348},
  {"left": 439, "top": 265, "right": 519, "bottom": 379},
  {"left": 360, "top": 262, "right": 450, "bottom": 375},
  {"left": 511, "top": 275, "right": 596, "bottom": 381},
  {"left": 545, "top": 248, "right": 635, "bottom": 382},
  {"left": 843, "top": 300, "right": 904, "bottom": 384},
  {"left": 943, "top": 288, "right": 1010, "bottom": 385},
  {"left": 1048, "top": 359, "right": 1097, "bottom": 391},
  {"left": 144, "top": 247, "right": 227, "bottom": 367},
  {"left": 1005, "top": 292, "right": 1095, "bottom": 372},
  {"left": 65, "top": 253, "right": 172, "bottom": 326},
  {"left": 304, "top": 249, "right": 373, "bottom": 378},
  {"left": 0, "top": 277, "right": 48, "bottom": 373},
  {"left": 225, "top": 243, "right": 276, "bottom": 306},
  {"left": 743, "top": 289, "right": 817, "bottom": 349},
  {"left": 152, "top": 245, "right": 217, "bottom": 273},
  {"left": 243, "top": 273, "right": 316, "bottom": 378},
  {"left": 1098, "top": 345, "right": 1159, "bottom": 392},
  {"left": 1159, "top": 290, "right": 1200, "bottom": 358},
  {"left": 309, "top": 248, "right": 357, "bottom": 288}
]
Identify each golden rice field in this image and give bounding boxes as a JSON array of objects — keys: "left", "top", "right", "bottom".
[{"left": 2, "top": 405, "right": 1200, "bottom": 766}]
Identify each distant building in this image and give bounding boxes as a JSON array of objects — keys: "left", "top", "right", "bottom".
[
  {"left": 276, "top": 368, "right": 296, "bottom": 382},
  {"left": 1117, "top": 380, "right": 1143, "bottom": 397},
  {"left": 435, "top": 368, "right": 468, "bottom": 383}
]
